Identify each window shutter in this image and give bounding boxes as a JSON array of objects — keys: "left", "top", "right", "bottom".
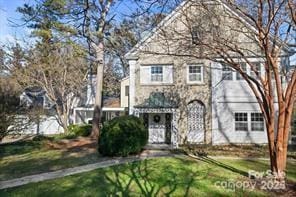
[
  {"left": 140, "top": 66, "right": 151, "bottom": 84},
  {"left": 163, "top": 65, "right": 173, "bottom": 84}
]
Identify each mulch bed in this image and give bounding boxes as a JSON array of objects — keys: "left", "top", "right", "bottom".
[{"left": 45, "top": 137, "right": 97, "bottom": 152}]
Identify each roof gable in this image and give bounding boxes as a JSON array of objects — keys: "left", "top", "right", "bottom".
[{"left": 125, "top": 0, "right": 289, "bottom": 59}]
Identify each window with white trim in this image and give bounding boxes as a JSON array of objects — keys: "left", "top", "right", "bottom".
[
  {"left": 151, "top": 66, "right": 163, "bottom": 82},
  {"left": 235, "top": 113, "right": 248, "bottom": 131},
  {"left": 236, "top": 62, "right": 247, "bottom": 80},
  {"left": 250, "top": 62, "right": 261, "bottom": 79},
  {"left": 251, "top": 113, "right": 264, "bottom": 131},
  {"left": 222, "top": 64, "right": 233, "bottom": 80},
  {"left": 188, "top": 65, "right": 203, "bottom": 83}
]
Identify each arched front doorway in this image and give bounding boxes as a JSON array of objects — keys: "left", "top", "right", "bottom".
[{"left": 187, "top": 100, "right": 205, "bottom": 143}]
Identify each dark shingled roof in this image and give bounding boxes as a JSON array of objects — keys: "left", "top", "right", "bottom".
[{"left": 135, "top": 92, "right": 178, "bottom": 108}]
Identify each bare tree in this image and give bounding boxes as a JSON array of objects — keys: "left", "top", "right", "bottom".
[
  {"left": 80, "top": 0, "right": 175, "bottom": 138},
  {"left": 11, "top": 43, "right": 87, "bottom": 132},
  {"left": 137, "top": 0, "right": 295, "bottom": 181}
]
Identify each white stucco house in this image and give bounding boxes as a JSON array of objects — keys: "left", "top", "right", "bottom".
[
  {"left": 124, "top": 0, "right": 295, "bottom": 148},
  {"left": 72, "top": 75, "right": 129, "bottom": 125}
]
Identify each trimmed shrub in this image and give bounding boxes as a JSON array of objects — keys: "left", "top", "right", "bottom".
[
  {"left": 67, "top": 124, "right": 92, "bottom": 137},
  {"left": 99, "top": 115, "right": 148, "bottom": 156}
]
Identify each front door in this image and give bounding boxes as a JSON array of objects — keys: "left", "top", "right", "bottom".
[{"left": 148, "top": 113, "right": 166, "bottom": 143}]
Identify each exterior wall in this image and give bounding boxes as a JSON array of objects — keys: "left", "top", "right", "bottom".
[
  {"left": 86, "top": 74, "right": 97, "bottom": 106},
  {"left": 120, "top": 77, "right": 129, "bottom": 108},
  {"left": 211, "top": 62, "right": 268, "bottom": 144},
  {"left": 130, "top": 55, "right": 212, "bottom": 144},
  {"left": 127, "top": 1, "right": 286, "bottom": 145},
  {"left": 20, "top": 116, "right": 64, "bottom": 135}
]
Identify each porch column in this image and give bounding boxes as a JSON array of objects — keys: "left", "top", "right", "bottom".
[
  {"left": 134, "top": 108, "right": 140, "bottom": 117},
  {"left": 171, "top": 109, "right": 178, "bottom": 148},
  {"left": 128, "top": 59, "right": 137, "bottom": 115}
]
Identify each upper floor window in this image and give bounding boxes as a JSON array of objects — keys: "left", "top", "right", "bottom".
[
  {"left": 140, "top": 65, "right": 173, "bottom": 85},
  {"left": 191, "top": 26, "right": 203, "bottom": 44},
  {"left": 222, "top": 64, "right": 233, "bottom": 80},
  {"left": 251, "top": 113, "right": 264, "bottom": 131},
  {"left": 250, "top": 62, "right": 261, "bottom": 79},
  {"left": 222, "top": 61, "right": 263, "bottom": 81},
  {"left": 125, "top": 86, "right": 129, "bottom": 96},
  {"left": 236, "top": 62, "right": 247, "bottom": 80},
  {"left": 187, "top": 65, "right": 203, "bottom": 83},
  {"left": 151, "top": 66, "right": 163, "bottom": 82},
  {"left": 235, "top": 112, "right": 248, "bottom": 131}
]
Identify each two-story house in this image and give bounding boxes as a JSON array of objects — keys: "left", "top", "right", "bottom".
[{"left": 125, "top": 0, "right": 292, "bottom": 148}]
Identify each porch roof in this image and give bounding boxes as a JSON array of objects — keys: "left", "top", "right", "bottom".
[{"left": 134, "top": 92, "right": 178, "bottom": 108}]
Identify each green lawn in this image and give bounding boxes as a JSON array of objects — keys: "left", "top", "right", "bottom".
[
  {"left": 1, "top": 157, "right": 295, "bottom": 196},
  {"left": 0, "top": 138, "right": 100, "bottom": 181}
]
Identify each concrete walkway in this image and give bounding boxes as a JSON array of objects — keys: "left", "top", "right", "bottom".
[
  {"left": 2, "top": 151, "right": 294, "bottom": 190},
  {"left": 0, "top": 150, "right": 172, "bottom": 190}
]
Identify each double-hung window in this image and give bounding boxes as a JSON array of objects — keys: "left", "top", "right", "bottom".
[
  {"left": 251, "top": 113, "right": 264, "bottom": 131},
  {"left": 222, "top": 64, "right": 233, "bottom": 80},
  {"left": 250, "top": 62, "right": 261, "bottom": 79},
  {"left": 236, "top": 62, "right": 247, "bottom": 80},
  {"left": 235, "top": 113, "right": 248, "bottom": 131},
  {"left": 151, "top": 66, "right": 163, "bottom": 82},
  {"left": 188, "top": 65, "right": 203, "bottom": 83},
  {"left": 234, "top": 112, "right": 265, "bottom": 132}
]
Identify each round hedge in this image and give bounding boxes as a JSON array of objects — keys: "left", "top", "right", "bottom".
[{"left": 99, "top": 115, "right": 148, "bottom": 156}]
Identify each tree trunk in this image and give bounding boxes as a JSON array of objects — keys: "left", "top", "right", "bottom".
[
  {"left": 91, "top": 42, "right": 104, "bottom": 139},
  {"left": 266, "top": 121, "right": 277, "bottom": 172},
  {"left": 267, "top": 107, "right": 292, "bottom": 182},
  {"left": 55, "top": 105, "right": 69, "bottom": 133}
]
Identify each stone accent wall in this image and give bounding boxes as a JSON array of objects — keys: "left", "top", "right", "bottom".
[{"left": 133, "top": 55, "right": 212, "bottom": 144}]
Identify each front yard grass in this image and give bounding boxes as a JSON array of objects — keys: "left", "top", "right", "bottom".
[
  {"left": 0, "top": 137, "right": 100, "bottom": 181},
  {"left": 182, "top": 144, "right": 296, "bottom": 159},
  {"left": 1, "top": 157, "right": 295, "bottom": 196}
]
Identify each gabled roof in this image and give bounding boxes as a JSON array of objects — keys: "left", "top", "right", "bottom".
[
  {"left": 125, "top": 0, "right": 290, "bottom": 59},
  {"left": 120, "top": 76, "right": 129, "bottom": 82},
  {"left": 125, "top": 0, "right": 189, "bottom": 59}
]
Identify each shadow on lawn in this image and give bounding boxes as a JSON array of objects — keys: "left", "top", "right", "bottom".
[
  {"left": 100, "top": 158, "right": 226, "bottom": 196},
  {"left": 196, "top": 156, "right": 249, "bottom": 177},
  {"left": 104, "top": 159, "right": 179, "bottom": 196}
]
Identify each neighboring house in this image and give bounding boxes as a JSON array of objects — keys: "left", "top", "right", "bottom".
[
  {"left": 19, "top": 75, "right": 129, "bottom": 134},
  {"left": 20, "top": 87, "right": 53, "bottom": 109},
  {"left": 73, "top": 75, "right": 129, "bottom": 125},
  {"left": 125, "top": 0, "right": 292, "bottom": 148},
  {"left": 19, "top": 87, "right": 64, "bottom": 135}
]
